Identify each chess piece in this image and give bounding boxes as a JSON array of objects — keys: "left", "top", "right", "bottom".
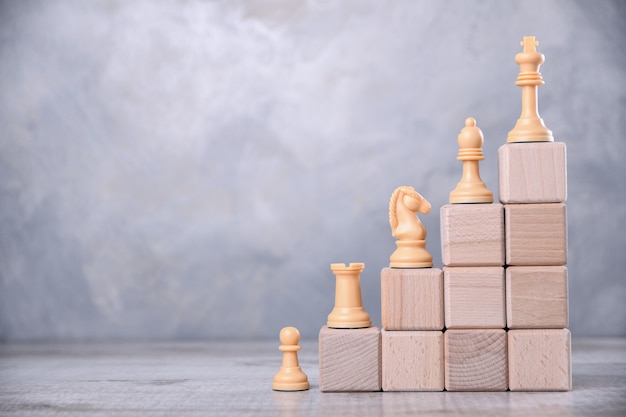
[
  {"left": 272, "top": 327, "right": 310, "bottom": 391},
  {"left": 327, "top": 263, "right": 371, "bottom": 328},
  {"left": 388, "top": 186, "right": 433, "bottom": 268},
  {"left": 449, "top": 117, "right": 494, "bottom": 203},
  {"left": 507, "top": 36, "right": 554, "bottom": 143}
]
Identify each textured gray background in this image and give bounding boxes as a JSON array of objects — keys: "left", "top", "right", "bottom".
[{"left": 0, "top": 0, "right": 624, "bottom": 341}]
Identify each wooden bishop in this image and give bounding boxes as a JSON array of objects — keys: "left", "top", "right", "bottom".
[{"left": 449, "top": 117, "right": 493, "bottom": 204}]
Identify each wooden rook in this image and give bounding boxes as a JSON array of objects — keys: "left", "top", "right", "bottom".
[
  {"left": 498, "top": 142, "right": 567, "bottom": 204},
  {"left": 327, "top": 263, "right": 371, "bottom": 329},
  {"left": 445, "top": 329, "right": 508, "bottom": 391},
  {"left": 381, "top": 267, "right": 443, "bottom": 331},
  {"left": 381, "top": 330, "right": 444, "bottom": 391},
  {"left": 318, "top": 326, "right": 381, "bottom": 392},
  {"left": 506, "top": 266, "right": 568, "bottom": 329},
  {"left": 443, "top": 267, "right": 505, "bottom": 329},
  {"left": 440, "top": 204, "right": 504, "bottom": 266},
  {"left": 508, "top": 329, "right": 572, "bottom": 391},
  {"left": 505, "top": 203, "right": 567, "bottom": 266}
]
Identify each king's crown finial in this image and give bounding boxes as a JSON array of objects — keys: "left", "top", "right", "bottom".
[{"left": 521, "top": 36, "right": 539, "bottom": 52}]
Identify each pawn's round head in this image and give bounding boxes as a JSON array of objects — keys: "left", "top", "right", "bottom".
[
  {"left": 458, "top": 117, "right": 484, "bottom": 149},
  {"left": 279, "top": 327, "right": 300, "bottom": 345}
]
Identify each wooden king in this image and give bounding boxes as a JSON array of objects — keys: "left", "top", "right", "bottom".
[{"left": 507, "top": 36, "right": 553, "bottom": 143}]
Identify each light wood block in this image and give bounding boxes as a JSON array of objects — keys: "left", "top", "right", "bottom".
[
  {"left": 506, "top": 266, "right": 568, "bottom": 329},
  {"left": 498, "top": 142, "right": 567, "bottom": 204},
  {"left": 443, "top": 267, "right": 505, "bottom": 329},
  {"left": 444, "top": 329, "right": 508, "bottom": 391},
  {"left": 440, "top": 204, "right": 504, "bottom": 266},
  {"left": 381, "top": 330, "right": 444, "bottom": 392},
  {"left": 318, "top": 326, "right": 381, "bottom": 392},
  {"left": 505, "top": 203, "right": 567, "bottom": 266},
  {"left": 508, "top": 329, "right": 572, "bottom": 391},
  {"left": 381, "top": 267, "right": 443, "bottom": 331}
]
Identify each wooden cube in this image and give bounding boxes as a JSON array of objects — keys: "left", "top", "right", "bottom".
[
  {"left": 506, "top": 266, "right": 568, "bottom": 329},
  {"left": 381, "top": 267, "right": 443, "bottom": 331},
  {"left": 498, "top": 142, "right": 567, "bottom": 204},
  {"left": 381, "top": 330, "right": 444, "bottom": 391},
  {"left": 440, "top": 204, "right": 504, "bottom": 266},
  {"left": 443, "top": 267, "right": 505, "bottom": 329},
  {"left": 444, "top": 329, "right": 508, "bottom": 391},
  {"left": 318, "top": 326, "right": 381, "bottom": 392},
  {"left": 505, "top": 203, "right": 567, "bottom": 266},
  {"left": 508, "top": 329, "right": 572, "bottom": 391}
]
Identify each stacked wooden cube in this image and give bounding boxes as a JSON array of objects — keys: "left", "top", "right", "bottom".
[
  {"left": 319, "top": 140, "right": 571, "bottom": 393},
  {"left": 318, "top": 325, "right": 382, "bottom": 392},
  {"left": 318, "top": 146, "right": 571, "bottom": 392},
  {"left": 375, "top": 138, "right": 571, "bottom": 392},
  {"left": 439, "top": 202, "right": 508, "bottom": 391},
  {"left": 379, "top": 267, "right": 445, "bottom": 391},
  {"left": 318, "top": 37, "right": 570, "bottom": 392},
  {"left": 319, "top": 167, "right": 571, "bottom": 392},
  {"left": 438, "top": 135, "right": 571, "bottom": 392},
  {"left": 498, "top": 140, "right": 571, "bottom": 391}
]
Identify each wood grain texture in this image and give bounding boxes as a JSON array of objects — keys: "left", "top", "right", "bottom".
[
  {"left": 443, "top": 267, "right": 505, "bottom": 329},
  {"left": 506, "top": 266, "right": 568, "bottom": 329},
  {"left": 381, "top": 330, "right": 444, "bottom": 391},
  {"left": 505, "top": 203, "right": 567, "bottom": 266},
  {"left": 381, "top": 267, "right": 443, "bottom": 331},
  {"left": 508, "top": 329, "right": 572, "bottom": 391},
  {"left": 318, "top": 326, "right": 381, "bottom": 392},
  {"left": 498, "top": 142, "right": 567, "bottom": 204},
  {"left": 444, "top": 329, "right": 508, "bottom": 391},
  {"left": 440, "top": 204, "right": 504, "bottom": 266}
]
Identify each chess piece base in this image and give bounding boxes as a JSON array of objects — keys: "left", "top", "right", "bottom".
[
  {"left": 327, "top": 307, "right": 371, "bottom": 329},
  {"left": 449, "top": 194, "right": 493, "bottom": 204},
  {"left": 449, "top": 186, "right": 493, "bottom": 204},
  {"left": 390, "top": 240, "right": 433, "bottom": 268},
  {"left": 507, "top": 118, "right": 553, "bottom": 143},
  {"left": 272, "top": 379, "right": 310, "bottom": 391}
]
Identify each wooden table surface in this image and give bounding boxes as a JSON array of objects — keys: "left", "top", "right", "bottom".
[{"left": 1, "top": 338, "right": 625, "bottom": 416}]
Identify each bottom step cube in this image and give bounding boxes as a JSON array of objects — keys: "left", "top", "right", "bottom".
[
  {"left": 319, "top": 326, "right": 381, "bottom": 392},
  {"left": 444, "top": 329, "right": 508, "bottom": 391},
  {"left": 508, "top": 329, "right": 572, "bottom": 391}
]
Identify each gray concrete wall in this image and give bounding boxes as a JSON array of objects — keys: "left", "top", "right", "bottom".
[{"left": 0, "top": 0, "right": 624, "bottom": 341}]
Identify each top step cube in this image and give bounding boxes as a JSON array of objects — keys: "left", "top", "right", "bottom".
[{"left": 498, "top": 142, "right": 567, "bottom": 204}]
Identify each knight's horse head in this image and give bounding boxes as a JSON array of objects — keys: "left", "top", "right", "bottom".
[
  {"left": 389, "top": 186, "right": 431, "bottom": 238},
  {"left": 397, "top": 186, "right": 430, "bottom": 214}
]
